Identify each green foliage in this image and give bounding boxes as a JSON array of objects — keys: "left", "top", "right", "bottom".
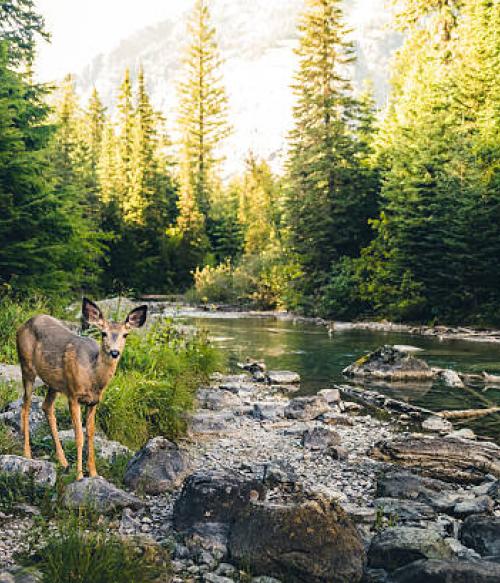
[
  {"left": 0, "top": 422, "right": 21, "bottom": 455},
  {"left": 0, "top": 471, "right": 52, "bottom": 510},
  {"left": 25, "top": 514, "right": 168, "bottom": 583},
  {"left": 98, "top": 319, "right": 222, "bottom": 449}
]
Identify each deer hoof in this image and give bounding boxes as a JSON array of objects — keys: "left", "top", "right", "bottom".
[{"left": 76, "top": 473, "right": 84, "bottom": 481}]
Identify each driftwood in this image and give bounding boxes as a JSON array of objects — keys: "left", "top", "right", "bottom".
[
  {"left": 438, "top": 407, "right": 500, "bottom": 420},
  {"left": 370, "top": 435, "right": 500, "bottom": 484}
]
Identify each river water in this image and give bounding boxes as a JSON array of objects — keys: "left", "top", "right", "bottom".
[{"left": 182, "top": 313, "right": 500, "bottom": 442}]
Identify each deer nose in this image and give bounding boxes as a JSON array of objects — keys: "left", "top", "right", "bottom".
[{"left": 109, "top": 350, "right": 120, "bottom": 359}]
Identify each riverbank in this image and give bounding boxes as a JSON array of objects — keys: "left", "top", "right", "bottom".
[{"left": 1, "top": 360, "right": 499, "bottom": 582}]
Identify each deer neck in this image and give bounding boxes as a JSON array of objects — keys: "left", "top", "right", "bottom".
[{"left": 95, "top": 349, "right": 120, "bottom": 390}]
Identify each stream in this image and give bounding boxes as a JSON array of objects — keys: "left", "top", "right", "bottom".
[{"left": 180, "top": 313, "right": 500, "bottom": 442}]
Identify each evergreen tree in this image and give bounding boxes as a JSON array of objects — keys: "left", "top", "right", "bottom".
[
  {"left": 286, "top": 0, "right": 378, "bottom": 308},
  {"left": 177, "top": 0, "right": 230, "bottom": 229},
  {"left": 116, "top": 68, "right": 135, "bottom": 218},
  {"left": 0, "top": 0, "right": 48, "bottom": 65}
]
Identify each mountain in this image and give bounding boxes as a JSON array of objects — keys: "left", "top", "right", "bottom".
[{"left": 77, "top": 0, "right": 401, "bottom": 174}]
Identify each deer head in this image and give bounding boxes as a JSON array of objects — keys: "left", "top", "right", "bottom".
[{"left": 82, "top": 298, "right": 148, "bottom": 360}]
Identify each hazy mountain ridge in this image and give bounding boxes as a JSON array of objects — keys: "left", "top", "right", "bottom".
[{"left": 77, "top": 0, "right": 401, "bottom": 173}]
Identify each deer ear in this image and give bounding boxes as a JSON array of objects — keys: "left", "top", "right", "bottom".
[
  {"left": 125, "top": 305, "right": 148, "bottom": 329},
  {"left": 82, "top": 298, "right": 105, "bottom": 329}
]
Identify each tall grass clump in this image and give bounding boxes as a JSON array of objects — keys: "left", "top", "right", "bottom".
[
  {"left": 98, "top": 318, "right": 222, "bottom": 449},
  {"left": 24, "top": 514, "right": 168, "bottom": 583},
  {"left": 0, "top": 293, "right": 51, "bottom": 363}
]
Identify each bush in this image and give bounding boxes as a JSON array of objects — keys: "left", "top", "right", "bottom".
[
  {"left": 0, "top": 471, "right": 52, "bottom": 511},
  {"left": 0, "top": 422, "right": 21, "bottom": 455},
  {"left": 0, "top": 381, "right": 18, "bottom": 411},
  {"left": 98, "top": 319, "right": 222, "bottom": 449},
  {"left": 24, "top": 514, "right": 169, "bottom": 583}
]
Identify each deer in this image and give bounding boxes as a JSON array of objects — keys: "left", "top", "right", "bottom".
[{"left": 16, "top": 298, "right": 147, "bottom": 481}]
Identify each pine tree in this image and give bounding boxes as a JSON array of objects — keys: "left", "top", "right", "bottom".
[
  {"left": 286, "top": 0, "right": 378, "bottom": 307},
  {"left": 177, "top": 0, "right": 231, "bottom": 221},
  {"left": 116, "top": 68, "right": 135, "bottom": 218}
]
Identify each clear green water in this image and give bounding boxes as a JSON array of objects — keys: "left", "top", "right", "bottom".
[{"left": 187, "top": 315, "right": 500, "bottom": 442}]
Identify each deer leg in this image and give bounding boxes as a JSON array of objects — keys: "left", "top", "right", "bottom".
[
  {"left": 42, "top": 389, "right": 68, "bottom": 468},
  {"left": 20, "top": 374, "right": 34, "bottom": 459},
  {"left": 86, "top": 404, "right": 98, "bottom": 478},
  {"left": 68, "top": 399, "right": 84, "bottom": 481}
]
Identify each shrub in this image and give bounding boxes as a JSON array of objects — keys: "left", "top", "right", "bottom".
[
  {"left": 0, "top": 381, "right": 18, "bottom": 411},
  {"left": 24, "top": 514, "right": 169, "bottom": 583},
  {"left": 98, "top": 319, "right": 222, "bottom": 449},
  {"left": 191, "top": 259, "right": 238, "bottom": 304},
  {"left": 0, "top": 471, "right": 52, "bottom": 511},
  {"left": 0, "top": 422, "right": 21, "bottom": 455}
]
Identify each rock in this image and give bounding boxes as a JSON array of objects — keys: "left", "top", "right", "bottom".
[
  {"left": 367, "top": 527, "right": 453, "bottom": 571},
  {"left": 252, "top": 402, "right": 286, "bottom": 421},
  {"left": 123, "top": 436, "right": 190, "bottom": 495},
  {"left": 215, "top": 564, "right": 238, "bottom": 578},
  {"left": 238, "top": 359, "right": 266, "bottom": 375},
  {"left": 459, "top": 515, "right": 500, "bottom": 557},
  {"left": 302, "top": 426, "right": 341, "bottom": 450},
  {"left": 486, "top": 479, "right": 499, "bottom": 500},
  {"left": 185, "top": 522, "right": 230, "bottom": 556},
  {"left": 374, "top": 498, "right": 436, "bottom": 522},
  {"left": 189, "top": 411, "right": 235, "bottom": 435},
  {"left": 0, "top": 455, "right": 56, "bottom": 486},
  {"left": 173, "top": 470, "right": 266, "bottom": 532},
  {"left": 197, "top": 388, "right": 241, "bottom": 411},
  {"left": 0, "top": 397, "right": 45, "bottom": 436},
  {"left": 63, "top": 477, "right": 144, "bottom": 514},
  {"left": 390, "top": 559, "right": 500, "bottom": 583},
  {"left": 377, "top": 471, "right": 452, "bottom": 502},
  {"left": 453, "top": 495, "right": 493, "bottom": 518},
  {"left": 43, "top": 429, "right": 131, "bottom": 462},
  {"left": 422, "top": 416, "right": 453, "bottom": 433},
  {"left": 343, "top": 401, "right": 363, "bottom": 412},
  {"left": 0, "top": 566, "right": 42, "bottom": 583},
  {"left": 219, "top": 381, "right": 257, "bottom": 395},
  {"left": 284, "top": 396, "right": 329, "bottom": 420},
  {"left": 119, "top": 507, "right": 142, "bottom": 534},
  {"left": 318, "top": 388, "right": 341, "bottom": 404},
  {"left": 266, "top": 371, "right": 300, "bottom": 385},
  {"left": 320, "top": 411, "right": 354, "bottom": 426},
  {"left": 371, "top": 436, "right": 500, "bottom": 483},
  {"left": 261, "top": 461, "right": 300, "bottom": 490},
  {"left": 251, "top": 578, "right": 282, "bottom": 583},
  {"left": 343, "top": 345, "right": 435, "bottom": 380},
  {"left": 438, "top": 369, "right": 465, "bottom": 388},
  {"left": 341, "top": 503, "right": 377, "bottom": 526},
  {"left": 204, "top": 574, "right": 234, "bottom": 583},
  {"left": 445, "top": 428, "right": 476, "bottom": 440},
  {"left": 228, "top": 496, "right": 365, "bottom": 583},
  {"left": 0, "top": 366, "right": 43, "bottom": 388}
]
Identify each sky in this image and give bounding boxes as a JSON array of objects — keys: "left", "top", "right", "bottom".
[{"left": 35, "top": 0, "right": 191, "bottom": 81}]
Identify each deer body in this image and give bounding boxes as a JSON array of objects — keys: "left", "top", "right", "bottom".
[{"left": 17, "top": 299, "right": 147, "bottom": 480}]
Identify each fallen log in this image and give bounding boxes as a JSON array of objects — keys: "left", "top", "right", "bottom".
[
  {"left": 438, "top": 407, "right": 500, "bottom": 420},
  {"left": 370, "top": 435, "right": 500, "bottom": 484}
]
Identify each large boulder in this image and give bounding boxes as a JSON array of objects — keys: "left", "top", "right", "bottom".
[
  {"left": 371, "top": 436, "right": 500, "bottom": 484},
  {"left": 228, "top": 496, "right": 365, "bottom": 583},
  {"left": 459, "top": 515, "right": 500, "bottom": 557},
  {"left": 367, "top": 527, "right": 453, "bottom": 572},
  {"left": 343, "top": 345, "right": 435, "bottom": 380},
  {"left": 0, "top": 455, "right": 56, "bottom": 486},
  {"left": 284, "top": 396, "right": 330, "bottom": 421},
  {"left": 123, "top": 436, "right": 191, "bottom": 495},
  {"left": 390, "top": 559, "right": 500, "bottom": 583},
  {"left": 173, "top": 470, "right": 266, "bottom": 532},
  {"left": 63, "top": 477, "right": 144, "bottom": 514},
  {"left": 374, "top": 498, "right": 436, "bottom": 522}
]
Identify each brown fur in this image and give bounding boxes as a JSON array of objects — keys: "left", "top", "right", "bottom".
[{"left": 16, "top": 299, "right": 147, "bottom": 480}]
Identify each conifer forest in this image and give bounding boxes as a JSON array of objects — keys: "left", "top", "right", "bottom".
[{"left": 1, "top": 0, "right": 499, "bottom": 325}]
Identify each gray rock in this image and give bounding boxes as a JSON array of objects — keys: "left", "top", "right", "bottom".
[
  {"left": 43, "top": 429, "right": 131, "bottom": 463},
  {"left": 197, "top": 388, "right": 241, "bottom": 411},
  {"left": 0, "top": 365, "right": 43, "bottom": 388},
  {"left": 215, "top": 564, "right": 238, "bottom": 577},
  {"left": 318, "top": 388, "right": 341, "bottom": 404},
  {"left": 422, "top": 416, "right": 453, "bottom": 433},
  {"left": 251, "top": 578, "right": 282, "bottom": 583},
  {"left": 0, "top": 397, "right": 45, "bottom": 436},
  {"left": 284, "top": 396, "right": 329, "bottom": 420},
  {"left": 173, "top": 470, "right": 266, "bottom": 532},
  {"left": 302, "top": 426, "right": 341, "bottom": 450},
  {"left": 328, "top": 445, "right": 349, "bottom": 460},
  {"left": 368, "top": 527, "right": 454, "bottom": 571},
  {"left": 63, "top": 477, "right": 144, "bottom": 514},
  {"left": 374, "top": 498, "right": 436, "bottom": 522},
  {"left": 0, "top": 566, "right": 42, "bottom": 583},
  {"left": 124, "top": 436, "right": 190, "bottom": 495},
  {"left": 0, "top": 455, "right": 56, "bottom": 486},
  {"left": 119, "top": 507, "right": 141, "bottom": 534},
  {"left": 219, "top": 381, "right": 257, "bottom": 395},
  {"left": 252, "top": 402, "right": 286, "bottom": 421},
  {"left": 261, "top": 461, "right": 300, "bottom": 490},
  {"left": 439, "top": 369, "right": 465, "bottom": 388},
  {"left": 320, "top": 411, "right": 354, "bottom": 426},
  {"left": 341, "top": 503, "right": 377, "bottom": 525},
  {"left": 376, "top": 471, "right": 453, "bottom": 503},
  {"left": 204, "top": 575, "right": 234, "bottom": 583},
  {"left": 459, "top": 515, "right": 500, "bottom": 557},
  {"left": 390, "top": 559, "right": 500, "bottom": 583},
  {"left": 266, "top": 371, "right": 300, "bottom": 385},
  {"left": 445, "top": 428, "right": 476, "bottom": 440},
  {"left": 486, "top": 480, "right": 499, "bottom": 501},
  {"left": 189, "top": 411, "right": 235, "bottom": 435},
  {"left": 343, "top": 345, "right": 435, "bottom": 380},
  {"left": 453, "top": 495, "right": 493, "bottom": 518}
]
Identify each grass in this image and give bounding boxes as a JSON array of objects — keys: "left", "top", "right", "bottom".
[
  {"left": 21, "top": 513, "right": 170, "bottom": 583},
  {"left": 0, "top": 471, "right": 53, "bottom": 512},
  {"left": 98, "top": 318, "right": 223, "bottom": 449}
]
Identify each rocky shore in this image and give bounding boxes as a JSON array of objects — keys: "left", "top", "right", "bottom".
[{"left": 1, "top": 349, "right": 500, "bottom": 582}]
